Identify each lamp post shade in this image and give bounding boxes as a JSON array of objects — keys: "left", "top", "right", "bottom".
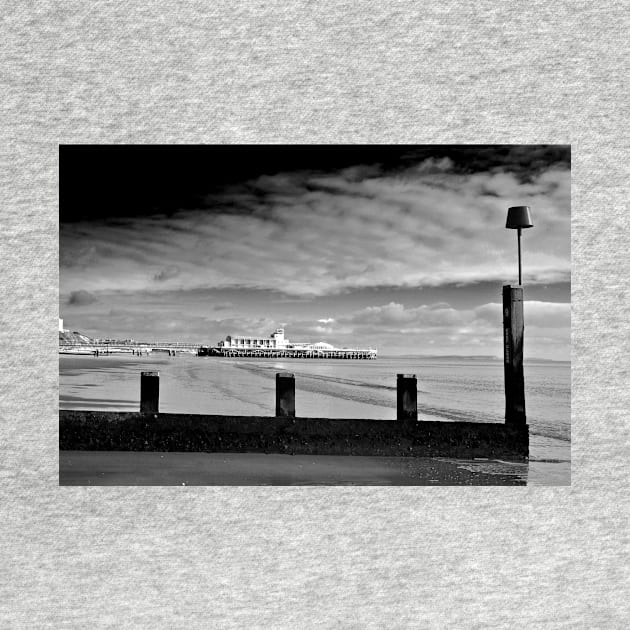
[{"left": 506, "top": 206, "right": 533, "bottom": 229}]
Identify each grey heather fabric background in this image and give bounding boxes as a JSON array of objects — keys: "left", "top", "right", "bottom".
[{"left": 1, "top": 1, "right": 629, "bottom": 627}]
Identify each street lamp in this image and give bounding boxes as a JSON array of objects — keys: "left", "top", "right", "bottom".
[{"left": 506, "top": 206, "right": 534, "bottom": 285}]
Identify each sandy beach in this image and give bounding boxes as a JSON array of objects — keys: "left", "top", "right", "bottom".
[
  {"left": 60, "top": 353, "right": 570, "bottom": 485},
  {"left": 59, "top": 451, "right": 536, "bottom": 486}
]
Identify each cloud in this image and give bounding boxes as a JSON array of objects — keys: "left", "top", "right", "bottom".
[
  {"left": 212, "top": 302, "right": 234, "bottom": 311},
  {"left": 407, "top": 156, "right": 455, "bottom": 175},
  {"left": 339, "top": 300, "right": 569, "bottom": 332},
  {"left": 67, "top": 290, "right": 98, "bottom": 306},
  {"left": 60, "top": 152, "right": 570, "bottom": 300},
  {"left": 60, "top": 245, "right": 97, "bottom": 268},
  {"left": 205, "top": 316, "right": 278, "bottom": 339},
  {"left": 474, "top": 301, "right": 570, "bottom": 328},
  {"left": 309, "top": 300, "right": 570, "bottom": 358},
  {"left": 342, "top": 302, "right": 450, "bottom": 327},
  {"left": 153, "top": 265, "right": 180, "bottom": 282}
]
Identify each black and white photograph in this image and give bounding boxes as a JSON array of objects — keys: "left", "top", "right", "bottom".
[
  {"left": 7, "top": 1, "right": 630, "bottom": 625},
  {"left": 59, "top": 144, "right": 570, "bottom": 485}
]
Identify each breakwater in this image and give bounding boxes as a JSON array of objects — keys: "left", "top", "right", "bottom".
[
  {"left": 59, "top": 411, "right": 528, "bottom": 458},
  {"left": 59, "top": 371, "right": 529, "bottom": 459}
]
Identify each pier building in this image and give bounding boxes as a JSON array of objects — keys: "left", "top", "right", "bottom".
[
  {"left": 202, "top": 328, "right": 377, "bottom": 359},
  {"left": 221, "top": 328, "right": 288, "bottom": 350}
]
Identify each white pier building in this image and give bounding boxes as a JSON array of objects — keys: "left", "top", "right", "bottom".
[{"left": 205, "top": 328, "right": 377, "bottom": 359}]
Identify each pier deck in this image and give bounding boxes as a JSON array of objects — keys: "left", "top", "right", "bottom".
[{"left": 198, "top": 347, "right": 377, "bottom": 359}]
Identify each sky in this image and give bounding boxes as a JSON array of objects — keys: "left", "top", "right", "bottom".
[{"left": 59, "top": 145, "right": 571, "bottom": 359}]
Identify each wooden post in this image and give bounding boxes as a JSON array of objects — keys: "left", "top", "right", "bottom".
[
  {"left": 397, "top": 374, "right": 417, "bottom": 424},
  {"left": 140, "top": 371, "right": 159, "bottom": 413},
  {"left": 275, "top": 372, "right": 295, "bottom": 417},
  {"left": 503, "top": 285, "right": 526, "bottom": 425}
]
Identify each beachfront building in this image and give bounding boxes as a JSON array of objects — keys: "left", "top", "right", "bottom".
[
  {"left": 59, "top": 318, "right": 65, "bottom": 332},
  {"left": 213, "top": 328, "right": 377, "bottom": 359}
]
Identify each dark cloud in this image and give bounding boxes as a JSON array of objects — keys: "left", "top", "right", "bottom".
[
  {"left": 68, "top": 290, "right": 98, "bottom": 305},
  {"left": 60, "top": 245, "right": 97, "bottom": 268},
  {"left": 153, "top": 265, "right": 180, "bottom": 282},
  {"left": 212, "top": 302, "right": 233, "bottom": 311},
  {"left": 60, "top": 145, "right": 570, "bottom": 222}
]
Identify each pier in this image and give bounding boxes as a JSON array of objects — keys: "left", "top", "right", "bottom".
[
  {"left": 200, "top": 327, "right": 378, "bottom": 359},
  {"left": 197, "top": 346, "right": 377, "bottom": 359},
  {"left": 59, "top": 341, "right": 201, "bottom": 356},
  {"left": 59, "top": 327, "right": 378, "bottom": 359}
]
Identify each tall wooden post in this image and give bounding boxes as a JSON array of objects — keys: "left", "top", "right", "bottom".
[
  {"left": 397, "top": 374, "right": 418, "bottom": 424},
  {"left": 140, "top": 371, "right": 160, "bottom": 413},
  {"left": 276, "top": 372, "right": 295, "bottom": 417},
  {"left": 503, "top": 285, "right": 526, "bottom": 425}
]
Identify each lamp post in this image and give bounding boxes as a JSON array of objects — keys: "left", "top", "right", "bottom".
[{"left": 505, "top": 206, "right": 534, "bottom": 285}]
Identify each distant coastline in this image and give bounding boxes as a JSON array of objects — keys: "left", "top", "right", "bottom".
[{"left": 378, "top": 354, "right": 569, "bottom": 364}]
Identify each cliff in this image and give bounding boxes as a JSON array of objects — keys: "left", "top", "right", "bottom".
[{"left": 59, "top": 330, "right": 94, "bottom": 345}]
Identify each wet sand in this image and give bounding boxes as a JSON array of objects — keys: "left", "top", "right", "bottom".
[{"left": 59, "top": 451, "right": 528, "bottom": 486}]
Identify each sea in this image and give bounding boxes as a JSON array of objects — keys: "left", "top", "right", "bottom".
[{"left": 59, "top": 354, "right": 570, "bottom": 485}]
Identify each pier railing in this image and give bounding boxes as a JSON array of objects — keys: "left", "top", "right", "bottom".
[{"left": 198, "top": 347, "right": 377, "bottom": 359}]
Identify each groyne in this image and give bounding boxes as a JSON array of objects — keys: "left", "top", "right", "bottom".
[
  {"left": 59, "top": 372, "right": 529, "bottom": 459},
  {"left": 59, "top": 411, "right": 528, "bottom": 459}
]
